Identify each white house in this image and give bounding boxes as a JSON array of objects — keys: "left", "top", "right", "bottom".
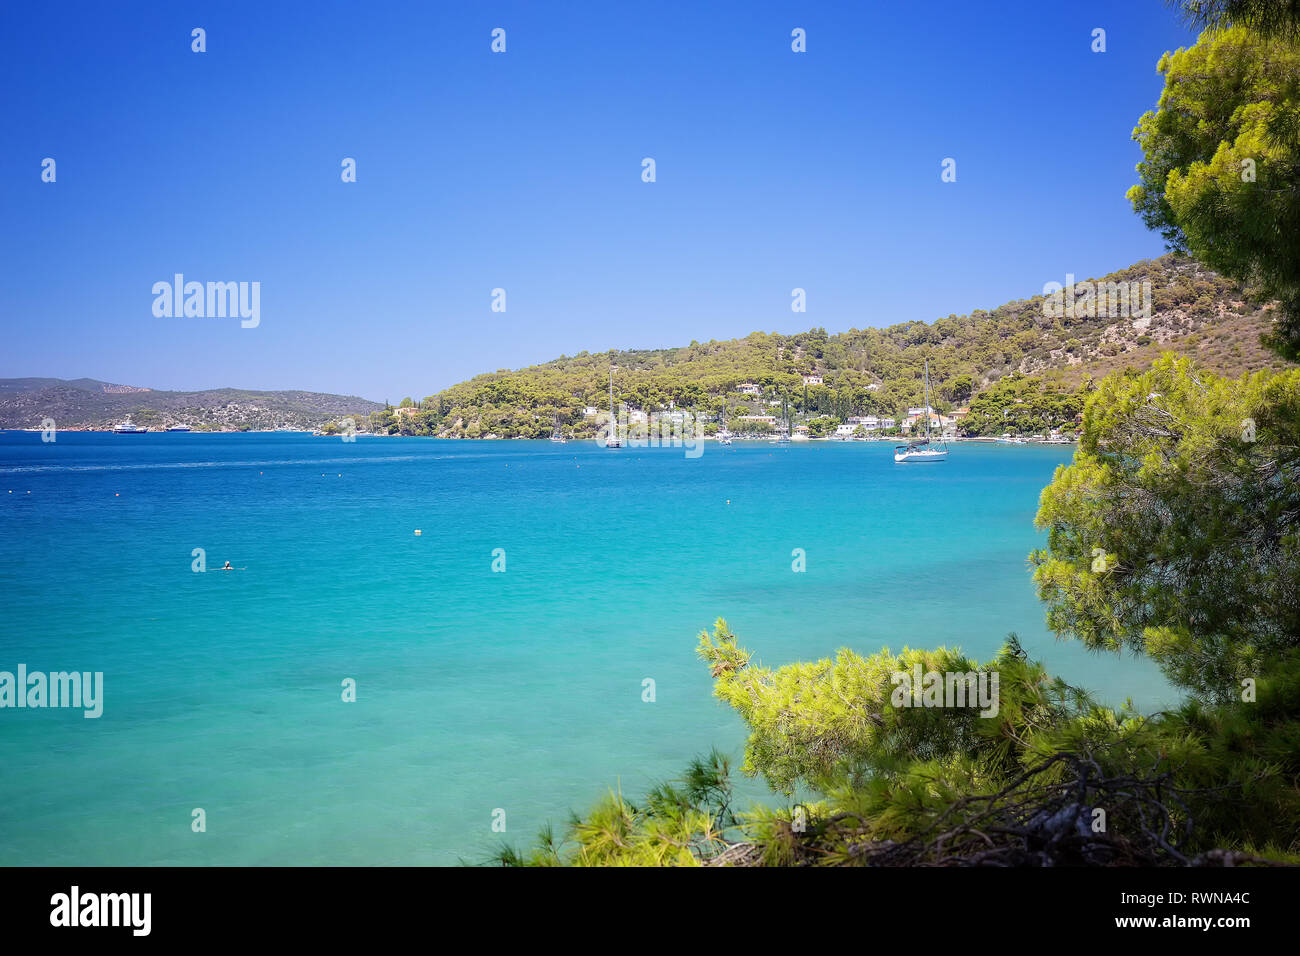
[
  {"left": 583, "top": 406, "right": 599, "bottom": 417},
  {"left": 906, "top": 412, "right": 947, "bottom": 430},
  {"left": 737, "top": 383, "right": 762, "bottom": 395},
  {"left": 802, "top": 374, "right": 823, "bottom": 385}
]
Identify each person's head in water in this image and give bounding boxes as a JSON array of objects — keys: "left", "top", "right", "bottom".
[{"left": 222, "top": 561, "right": 233, "bottom": 569}]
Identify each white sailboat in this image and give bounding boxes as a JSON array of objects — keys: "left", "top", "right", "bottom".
[
  {"left": 774, "top": 393, "right": 792, "bottom": 443},
  {"left": 604, "top": 368, "right": 622, "bottom": 448},
  {"left": 717, "top": 397, "right": 733, "bottom": 444},
  {"left": 894, "top": 360, "right": 948, "bottom": 463}
]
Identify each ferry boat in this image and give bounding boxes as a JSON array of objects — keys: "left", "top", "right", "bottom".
[
  {"left": 113, "top": 418, "right": 148, "bottom": 434},
  {"left": 167, "top": 424, "right": 192, "bottom": 432}
]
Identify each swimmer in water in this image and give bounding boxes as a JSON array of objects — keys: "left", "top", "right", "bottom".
[{"left": 221, "top": 561, "right": 234, "bottom": 571}]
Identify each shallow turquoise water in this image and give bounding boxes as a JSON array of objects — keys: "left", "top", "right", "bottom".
[{"left": 0, "top": 432, "right": 1171, "bottom": 865}]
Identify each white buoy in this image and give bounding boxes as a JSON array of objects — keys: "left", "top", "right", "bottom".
[{"left": 414, "top": 529, "right": 422, "bottom": 536}]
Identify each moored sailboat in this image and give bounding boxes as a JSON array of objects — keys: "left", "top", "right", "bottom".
[
  {"left": 604, "top": 368, "right": 622, "bottom": 448},
  {"left": 894, "top": 360, "right": 948, "bottom": 463}
]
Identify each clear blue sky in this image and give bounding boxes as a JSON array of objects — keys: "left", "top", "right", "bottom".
[{"left": 0, "top": 1, "right": 1198, "bottom": 401}]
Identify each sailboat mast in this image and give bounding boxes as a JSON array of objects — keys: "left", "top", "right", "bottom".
[
  {"left": 608, "top": 368, "right": 616, "bottom": 445},
  {"left": 924, "top": 359, "right": 931, "bottom": 442}
]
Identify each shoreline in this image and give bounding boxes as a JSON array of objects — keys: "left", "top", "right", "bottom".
[{"left": 3, "top": 429, "right": 1077, "bottom": 444}]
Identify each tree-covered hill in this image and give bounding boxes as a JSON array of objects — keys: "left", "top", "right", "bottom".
[
  {"left": 386, "top": 254, "right": 1286, "bottom": 439},
  {"left": 0, "top": 378, "right": 382, "bottom": 431}
]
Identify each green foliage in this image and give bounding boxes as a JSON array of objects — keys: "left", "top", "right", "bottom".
[
  {"left": 1129, "top": 27, "right": 1300, "bottom": 359},
  {"left": 489, "top": 750, "right": 739, "bottom": 867},
  {"left": 1031, "top": 355, "right": 1300, "bottom": 698},
  {"left": 805, "top": 415, "right": 839, "bottom": 438},
  {"left": 696, "top": 620, "right": 1076, "bottom": 795},
  {"left": 961, "top": 374, "right": 1085, "bottom": 436},
  {"left": 1172, "top": 0, "right": 1300, "bottom": 40},
  {"left": 691, "top": 620, "right": 1300, "bottom": 864}
]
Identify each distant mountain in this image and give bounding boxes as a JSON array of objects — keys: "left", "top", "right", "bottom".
[
  {"left": 383, "top": 254, "right": 1287, "bottom": 439},
  {"left": 0, "top": 379, "right": 383, "bottom": 431}
]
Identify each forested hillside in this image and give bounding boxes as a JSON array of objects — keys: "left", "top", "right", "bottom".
[{"left": 377, "top": 255, "right": 1284, "bottom": 438}]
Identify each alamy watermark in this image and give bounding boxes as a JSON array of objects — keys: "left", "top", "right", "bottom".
[
  {"left": 1, "top": 665, "right": 103, "bottom": 718},
  {"left": 890, "top": 665, "right": 999, "bottom": 717},
  {"left": 152, "top": 274, "right": 260, "bottom": 328},
  {"left": 1042, "top": 274, "right": 1152, "bottom": 320},
  {"left": 50, "top": 886, "right": 150, "bottom": 936},
  {"left": 596, "top": 404, "right": 704, "bottom": 458}
]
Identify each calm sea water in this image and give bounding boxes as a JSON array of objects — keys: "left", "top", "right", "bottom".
[{"left": 0, "top": 432, "right": 1171, "bottom": 865}]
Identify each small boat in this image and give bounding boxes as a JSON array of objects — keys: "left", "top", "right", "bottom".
[
  {"left": 167, "top": 424, "right": 192, "bottom": 432},
  {"left": 550, "top": 414, "right": 566, "bottom": 443},
  {"left": 895, "top": 361, "right": 947, "bottom": 463},
  {"left": 717, "top": 430, "right": 733, "bottom": 445},
  {"left": 113, "top": 418, "right": 148, "bottom": 434}
]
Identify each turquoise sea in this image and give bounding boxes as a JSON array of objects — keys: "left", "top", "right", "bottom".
[{"left": 0, "top": 433, "right": 1172, "bottom": 865}]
